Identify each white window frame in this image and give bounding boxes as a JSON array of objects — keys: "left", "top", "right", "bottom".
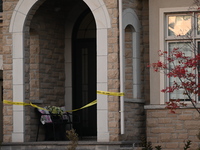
[{"left": 159, "top": 7, "right": 200, "bottom": 104}]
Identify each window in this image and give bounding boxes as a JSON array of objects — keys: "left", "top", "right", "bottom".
[{"left": 165, "top": 12, "right": 200, "bottom": 101}]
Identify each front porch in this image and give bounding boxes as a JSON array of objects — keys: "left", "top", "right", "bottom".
[{"left": 0, "top": 141, "right": 142, "bottom": 150}]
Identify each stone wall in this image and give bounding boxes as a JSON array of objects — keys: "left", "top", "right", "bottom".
[
  {"left": 121, "top": 102, "right": 145, "bottom": 142},
  {"left": 123, "top": 0, "right": 150, "bottom": 103},
  {"left": 104, "top": 0, "right": 121, "bottom": 141},
  {"left": 120, "top": 0, "right": 149, "bottom": 142},
  {"left": 125, "top": 26, "right": 133, "bottom": 99},
  {"left": 105, "top": 0, "right": 149, "bottom": 142},
  {"left": 29, "top": 1, "right": 65, "bottom": 107},
  {"left": 25, "top": 1, "right": 66, "bottom": 141},
  {"left": 104, "top": 0, "right": 148, "bottom": 141},
  {"left": 2, "top": 0, "right": 149, "bottom": 142},
  {"left": 3, "top": 0, "right": 19, "bottom": 142},
  {"left": 146, "top": 108, "right": 200, "bottom": 150},
  {"left": 2, "top": 0, "right": 66, "bottom": 142}
]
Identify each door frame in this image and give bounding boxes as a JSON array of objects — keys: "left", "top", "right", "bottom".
[{"left": 72, "top": 38, "right": 97, "bottom": 136}]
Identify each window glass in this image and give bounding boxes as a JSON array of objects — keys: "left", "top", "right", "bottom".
[
  {"left": 168, "top": 15, "right": 192, "bottom": 36},
  {"left": 168, "top": 42, "right": 192, "bottom": 100},
  {"left": 197, "top": 14, "right": 200, "bottom": 35}
]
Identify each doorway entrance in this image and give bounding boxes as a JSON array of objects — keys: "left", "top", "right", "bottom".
[{"left": 72, "top": 9, "right": 97, "bottom": 137}]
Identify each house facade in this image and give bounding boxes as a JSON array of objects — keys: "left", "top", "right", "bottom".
[
  {"left": 0, "top": 0, "right": 199, "bottom": 149},
  {"left": 0, "top": 0, "right": 148, "bottom": 143},
  {"left": 146, "top": 0, "right": 200, "bottom": 149}
]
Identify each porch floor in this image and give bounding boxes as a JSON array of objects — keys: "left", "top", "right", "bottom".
[{"left": 0, "top": 140, "right": 141, "bottom": 150}]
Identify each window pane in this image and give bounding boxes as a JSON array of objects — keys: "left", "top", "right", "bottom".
[
  {"left": 168, "top": 15, "right": 192, "bottom": 36},
  {"left": 168, "top": 42, "right": 192, "bottom": 100},
  {"left": 197, "top": 14, "right": 200, "bottom": 35}
]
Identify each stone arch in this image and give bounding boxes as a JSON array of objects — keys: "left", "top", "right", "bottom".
[
  {"left": 122, "top": 8, "right": 142, "bottom": 100},
  {"left": 9, "top": 0, "right": 111, "bottom": 142}
]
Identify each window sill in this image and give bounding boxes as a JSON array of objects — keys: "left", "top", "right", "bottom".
[
  {"left": 124, "top": 98, "right": 145, "bottom": 103},
  {"left": 144, "top": 103, "right": 200, "bottom": 110}
]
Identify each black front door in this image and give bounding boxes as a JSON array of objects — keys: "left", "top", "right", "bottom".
[{"left": 72, "top": 39, "right": 97, "bottom": 137}]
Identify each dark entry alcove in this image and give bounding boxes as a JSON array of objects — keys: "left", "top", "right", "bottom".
[{"left": 72, "top": 9, "right": 97, "bottom": 137}]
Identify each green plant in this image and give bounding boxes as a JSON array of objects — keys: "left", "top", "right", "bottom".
[
  {"left": 196, "top": 129, "right": 200, "bottom": 150},
  {"left": 66, "top": 129, "right": 79, "bottom": 150},
  {"left": 142, "top": 141, "right": 153, "bottom": 150},
  {"left": 197, "top": 129, "right": 200, "bottom": 141},
  {"left": 183, "top": 140, "right": 191, "bottom": 150},
  {"left": 141, "top": 137, "right": 162, "bottom": 150},
  {"left": 45, "top": 106, "right": 64, "bottom": 115},
  {"left": 155, "top": 145, "right": 162, "bottom": 150}
]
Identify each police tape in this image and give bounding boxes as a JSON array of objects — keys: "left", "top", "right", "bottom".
[
  {"left": 3, "top": 100, "right": 47, "bottom": 110},
  {"left": 3, "top": 99, "right": 97, "bottom": 112},
  {"left": 67, "top": 100, "right": 97, "bottom": 112},
  {"left": 3, "top": 90, "right": 124, "bottom": 112},
  {"left": 97, "top": 90, "right": 124, "bottom": 96}
]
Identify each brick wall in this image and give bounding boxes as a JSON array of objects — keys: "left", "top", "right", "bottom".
[
  {"left": 120, "top": 0, "right": 149, "bottom": 142},
  {"left": 3, "top": 0, "right": 18, "bottom": 142},
  {"left": 125, "top": 26, "right": 133, "bottom": 99},
  {"left": 122, "top": 0, "right": 150, "bottom": 103},
  {"left": 121, "top": 102, "right": 145, "bottom": 142},
  {"left": 105, "top": 0, "right": 121, "bottom": 141},
  {"left": 24, "top": 1, "right": 65, "bottom": 141},
  {"left": 146, "top": 108, "right": 200, "bottom": 150},
  {"left": 105, "top": 0, "right": 149, "bottom": 142}
]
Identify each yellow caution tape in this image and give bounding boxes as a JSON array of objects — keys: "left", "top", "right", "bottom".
[
  {"left": 3, "top": 100, "right": 27, "bottom": 106},
  {"left": 3, "top": 99, "right": 97, "bottom": 112},
  {"left": 29, "top": 102, "right": 47, "bottom": 110},
  {"left": 3, "top": 90, "right": 123, "bottom": 112},
  {"left": 3, "top": 100, "right": 48, "bottom": 110},
  {"left": 97, "top": 90, "right": 124, "bottom": 96},
  {"left": 66, "top": 100, "right": 97, "bottom": 112}
]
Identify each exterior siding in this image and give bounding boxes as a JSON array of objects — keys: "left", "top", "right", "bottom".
[
  {"left": 105, "top": 0, "right": 121, "bottom": 141},
  {"left": 25, "top": 2, "right": 66, "bottom": 141},
  {"left": 146, "top": 108, "right": 200, "bottom": 150}
]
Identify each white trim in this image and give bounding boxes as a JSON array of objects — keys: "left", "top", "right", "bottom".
[
  {"left": 144, "top": 104, "right": 200, "bottom": 110},
  {"left": 125, "top": 98, "right": 145, "bottom": 103},
  {"left": 119, "top": 0, "right": 124, "bottom": 135},
  {"left": 122, "top": 8, "right": 142, "bottom": 100},
  {"left": 122, "top": 8, "right": 141, "bottom": 32},
  {"left": 10, "top": 0, "right": 111, "bottom": 142},
  {"left": 159, "top": 7, "right": 200, "bottom": 104},
  {"left": 83, "top": 0, "right": 111, "bottom": 29}
]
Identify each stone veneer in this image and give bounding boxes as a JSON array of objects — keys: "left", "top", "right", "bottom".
[
  {"left": 105, "top": 0, "right": 121, "bottom": 141},
  {"left": 125, "top": 26, "right": 133, "bottom": 99},
  {"left": 121, "top": 102, "right": 145, "bottom": 142},
  {"left": 2, "top": 0, "right": 149, "bottom": 142},
  {"left": 3, "top": 0, "right": 17, "bottom": 142},
  {"left": 146, "top": 107, "right": 200, "bottom": 150},
  {"left": 25, "top": 1, "right": 65, "bottom": 141}
]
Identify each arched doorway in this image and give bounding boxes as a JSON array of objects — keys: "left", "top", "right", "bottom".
[
  {"left": 28, "top": 0, "right": 97, "bottom": 140},
  {"left": 72, "top": 9, "right": 97, "bottom": 137},
  {"left": 9, "top": 0, "right": 111, "bottom": 142}
]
